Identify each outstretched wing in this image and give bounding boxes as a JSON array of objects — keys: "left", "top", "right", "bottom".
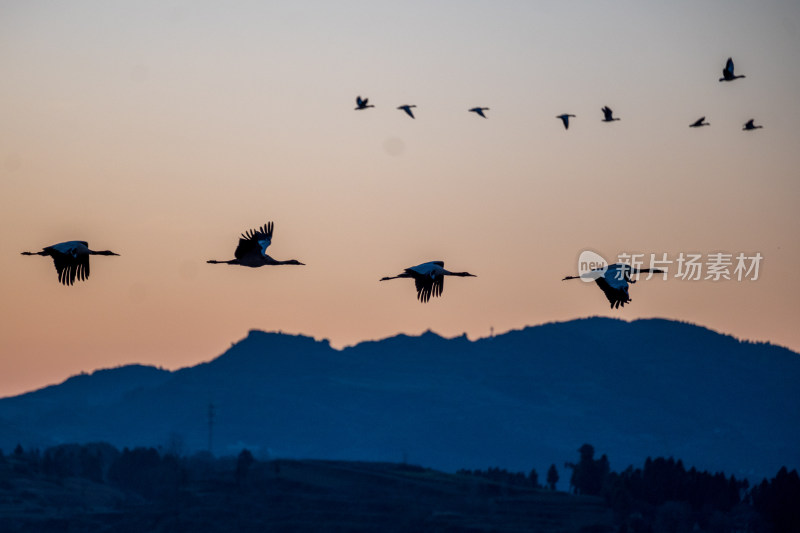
[
  {"left": 408, "top": 263, "right": 445, "bottom": 303},
  {"left": 235, "top": 222, "right": 273, "bottom": 260},
  {"left": 47, "top": 246, "right": 90, "bottom": 286},
  {"left": 432, "top": 275, "right": 444, "bottom": 299},
  {"left": 593, "top": 265, "right": 631, "bottom": 308},
  {"left": 594, "top": 277, "right": 629, "bottom": 309},
  {"left": 725, "top": 57, "right": 734, "bottom": 74},
  {"left": 414, "top": 275, "right": 443, "bottom": 303},
  {"left": 414, "top": 276, "right": 432, "bottom": 303}
]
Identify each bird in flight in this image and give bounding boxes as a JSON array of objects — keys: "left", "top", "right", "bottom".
[
  {"left": 556, "top": 114, "right": 576, "bottom": 130},
  {"left": 355, "top": 96, "right": 374, "bottom": 110},
  {"left": 601, "top": 106, "right": 620, "bottom": 122},
  {"left": 207, "top": 222, "right": 304, "bottom": 267},
  {"left": 469, "top": 107, "right": 490, "bottom": 118},
  {"left": 562, "top": 263, "right": 664, "bottom": 309},
  {"left": 742, "top": 119, "right": 763, "bottom": 131},
  {"left": 689, "top": 117, "right": 710, "bottom": 128},
  {"left": 719, "top": 58, "right": 745, "bottom": 82},
  {"left": 397, "top": 105, "right": 417, "bottom": 119},
  {"left": 380, "top": 261, "right": 476, "bottom": 303},
  {"left": 21, "top": 241, "right": 119, "bottom": 286}
]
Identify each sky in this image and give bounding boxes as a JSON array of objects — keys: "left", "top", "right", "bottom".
[{"left": 1, "top": 1, "right": 799, "bottom": 398}]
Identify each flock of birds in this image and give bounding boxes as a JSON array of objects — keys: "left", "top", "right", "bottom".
[
  {"left": 17, "top": 222, "right": 665, "bottom": 308},
  {"left": 358, "top": 58, "right": 763, "bottom": 131},
  {"left": 21, "top": 58, "right": 758, "bottom": 308}
]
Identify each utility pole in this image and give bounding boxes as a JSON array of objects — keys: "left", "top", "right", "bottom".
[{"left": 207, "top": 402, "right": 215, "bottom": 455}]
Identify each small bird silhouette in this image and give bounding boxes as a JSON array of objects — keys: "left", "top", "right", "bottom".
[
  {"left": 207, "top": 222, "right": 304, "bottom": 267},
  {"left": 21, "top": 241, "right": 119, "bottom": 285},
  {"left": 562, "top": 263, "right": 664, "bottom": 309},
  {"left": 601, "top": 106, "right": 620, "bottom": 122},
  {"left": 556, "top": 114, "right": 576, "bottom": 129},
  {"left": 719, "top": 57, "right": 745, "bottom": 82},
  {"left": 380, "top": 261, "right": 476, "bottom": 303},
  {"left": 355, "top": 96, "right": 374, "bottom": 110},
  {"left": 469, "top": 107, "right": 490, "bottom": 118},
  {"left": 689, "top": 117, "right": 710, "bottom": 128},
  {"left": 742, "top": 119, "right": 762, "bottom": 131},
  {"left": 397, "top": 105, "right": 417, "bottom": 119}
]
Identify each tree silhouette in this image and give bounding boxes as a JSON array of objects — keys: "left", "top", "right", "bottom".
[
  {"left": 528, "top": 468, "right": 539, "bottom": 488},
  {"left": 107, "top": 447, "right": 184, "bottom": 498},
  {"left": 547, "top": 464, "right": 559, "bottom": 491},
  {"left": 751, "top": 467, "right": 800, "bottom": 533},
  {"left": 80, "top": 448, "right": 104, "bottom": 483},
  {"left": 235, "top": 449, "right": 255, "bottom": 486},
  {"left": 566, "top": 444, "right": 609, "bottom": 496}
]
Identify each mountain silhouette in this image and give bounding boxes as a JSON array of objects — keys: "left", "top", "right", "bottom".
[{"left": 1, "top": 318, "right": 797, "bottom": 483}]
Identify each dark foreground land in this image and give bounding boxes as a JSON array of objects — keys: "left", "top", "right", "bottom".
[
  {"left": 1, "top": 456, "right": 612, "bottom": 533},
  {"left": 3, "top": 443, "right": 798, "bottom": 532}
]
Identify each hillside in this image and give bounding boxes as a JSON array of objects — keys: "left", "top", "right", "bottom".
[
  {"left": 1, "top": 318, "right": 797, "bottom": 482},
  {"left": 0, "top": 454, "right": 613, "bottom": 533}
]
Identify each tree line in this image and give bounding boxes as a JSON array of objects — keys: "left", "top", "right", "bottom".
[
  {"left": 564, "top": 443, "right": 798, "bottom": 533},
  {"left": 2, "top": 442, "right": 797, "bottom": 532}
]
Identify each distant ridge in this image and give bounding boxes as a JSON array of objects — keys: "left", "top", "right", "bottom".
[{"left": 1, "top": 318, "right": 797, "bottom": 483}]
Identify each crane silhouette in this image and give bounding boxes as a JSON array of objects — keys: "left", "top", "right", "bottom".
[
  {"left": 743, "top": 119, "right": 763, "bottom": 131},
  {"left": 719, "top": 58, "right": 745, "bottom": 82},
  {"left": 562, "top": 263, "right": 664, "bottom": 309},
  {"left": 469, "top": 107, "right": 490, "bottom": 118},
  {"left": 207, "top": 222, "right": 304, "bottom": 267},
  {"left": 21, "top": 241, "right": 119, "bottom": 285},
  {"left": 380, "top": 261, "right": 476, "bottom": 303},
  {"left": 689, "top": 117, "right": 710, "bottom": 128},
  {"left": 556, "top": 114, "right": 576, "bottom": 129},
  {"left": 397, "top": 105, "right": 416, "bottom": 119},
  {"left": 354, "top": 96, "right": 374, "bottom": 110},
  {"left": 601, "top": 106, "right": 620, "bottom": 122}
]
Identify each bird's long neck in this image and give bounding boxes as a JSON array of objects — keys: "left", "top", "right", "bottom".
[
  {"left": 21, "top": 251, "right": 47, "bottom": 256},
  {"left": 380, "top": 273, "right": 410, "bottom": 281},
  {"left": 90, "top": 250, "right": 118, "bottom": 256},
  {"left": 447, "top": 271, "right": 475, "bottom": 277},
  {"left": 207, "top": 259, "right": 239, "bottom": 265}
]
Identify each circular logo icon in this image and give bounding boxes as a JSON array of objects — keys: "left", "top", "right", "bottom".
[{"left": 577, "top": 250, "right": 608, "bottom": 282}]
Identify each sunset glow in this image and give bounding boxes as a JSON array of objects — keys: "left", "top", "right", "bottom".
[{"left": 2, "top": 1, "right": 799, "bottom": 397}]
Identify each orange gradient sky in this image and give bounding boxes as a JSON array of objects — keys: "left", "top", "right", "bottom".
[{"left": 1, "top": 1, "right": 799, "bottom": 397}]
